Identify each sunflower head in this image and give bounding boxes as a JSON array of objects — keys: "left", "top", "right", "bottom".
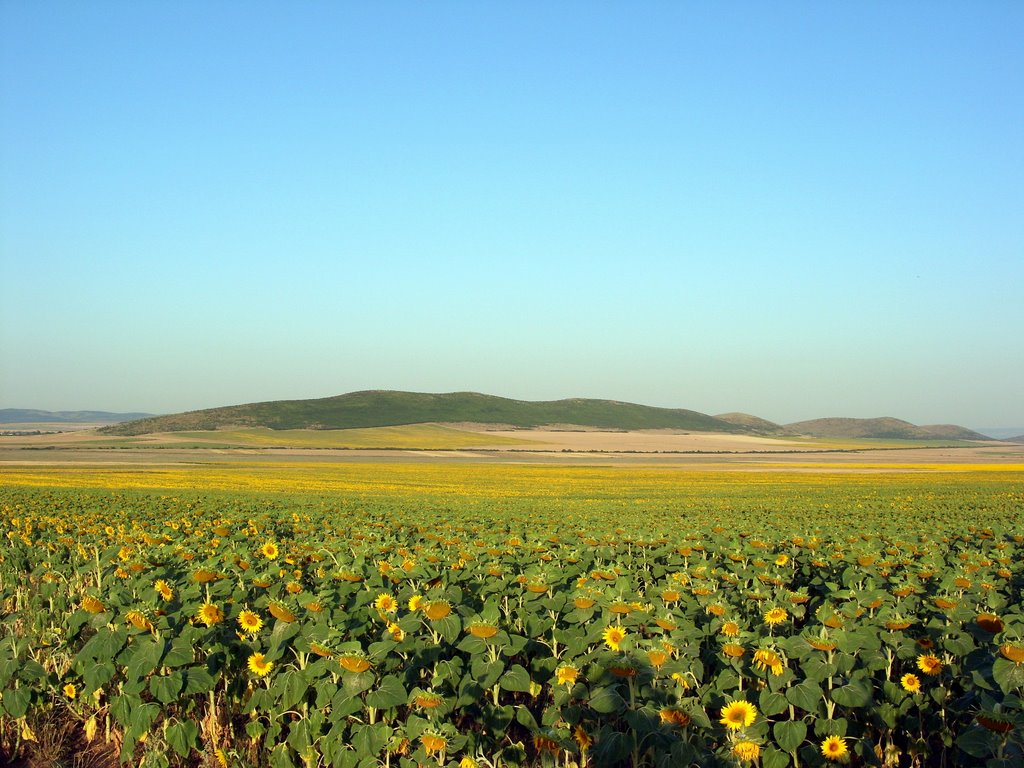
[
  {"left": 373, "top": 593, "right": 397, "bottom": 614},
  {"left": 423, "top": 600, "right": 452, "bottom": 621},
  {"left": 763, "top": 607, "right": 788, "bottom": 626},
  {"left": 555, "top": 664, "right": 579, "bottom": 687},
  {"left": 916, "top": 654, "right": 943, "bottom": 676},
  {"left": 247, "top": 652, "right": 273, "bottom": 677},
  {"left": 237, "top": 609, "right": 263, "bottom": 635},
  {"left": 420, "top": 731, "right": 447, "bottom": 755},
  {"left": 719, "top": 700, "right": 757, "bottom": 730},
  {"left": 733, "top": 740, "right": 761, "bottom": 762},
  {"left": 900, "top": 673, "right": 921, "bottom": 693},
  {"left": 602, "top": 624, "right": 627, "bottom": 652},
  {"left": 820, "top": 735, "right": 848, "bottom": 761},
  {"left": 260, "top": 541, "right": 279, "bottom": 560}
]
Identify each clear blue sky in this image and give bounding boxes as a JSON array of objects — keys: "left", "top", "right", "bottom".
[{"left": 2, "top": 2, "right": 1022, "bottom": 428}]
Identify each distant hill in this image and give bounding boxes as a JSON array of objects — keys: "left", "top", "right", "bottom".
[
  {"left": 99, "top": 391, "right": 746, "bottom": 436},
  {"left": 713, "top": 412, "right": 786, "bottom": 435},
  {"left": 1002, "top": 434, "right": 1024, "bottom": 444},
  {"left": 0, "top": 408, "right": 154, "bottom": 424},
  {"left": 784, "top": 417, "right": 990, "bottom": 441}
]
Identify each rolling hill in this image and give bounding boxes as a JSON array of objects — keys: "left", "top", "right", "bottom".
[
  {"left": 92, "top": 391, "right": 994, "bottom": 441},
  {"left": 98, "top": 391, "right": 746, "bottom": 436},
  {"left": 0, "top": 409, "right": 154, "bottom": 424},
  {"left": 783, "top": 417, "right": 989, "bottom": 441}
]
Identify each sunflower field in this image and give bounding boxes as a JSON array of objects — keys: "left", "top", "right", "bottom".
[{"left": 1, "top": 463, "right": 1022, "bottom": 767}]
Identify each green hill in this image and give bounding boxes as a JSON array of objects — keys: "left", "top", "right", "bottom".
[
  {"left": 784, "top": 417, "right": 989, "bottom": 441},
  {"left": 100, "top": 390, "right": 746, "bottom": 436}
]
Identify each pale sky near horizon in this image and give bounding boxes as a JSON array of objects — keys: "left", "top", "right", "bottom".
[{"left": 1, "top": 2, "right": 1022, "bottom": 429}]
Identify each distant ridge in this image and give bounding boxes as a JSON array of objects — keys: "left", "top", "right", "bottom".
[
  {"left": 783, "top": 416, "right": 989, "bottom": 441},
  {"left": 99, "top": 391, "right": 745, "bottom": 436},
  {"left": 0, "top": 408, "right": 154, "bottom": 424},
  {"left": 714, "top": 412, "right": 786, "bottom": 435},
  {"left": 93, "top": 391, "right": 994, "bottom": 441}
]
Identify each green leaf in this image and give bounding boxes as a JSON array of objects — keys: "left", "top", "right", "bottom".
[
  {"left": 499, "top": 664, "right": 532, "bottom": 693},
  {"left": 2, "top": 688, "right": 30, "bottom": 719},
  {"left": 830, "top": 680, "right": 873, "bottom": 707},
  {"left": 762, "top": 745, "right": 791, "bottom": 768},
  {"left": 366, "top": 675, "right": 406, "bottom": 710},
  {"left": 182, "top": 666, "right": 216, "bottom": 695},
  {"left": 83, "top": 661, "right": 115, "bottom": 692},
  {"left": 759, "top": 689, "right": 788, "bottom": 717},
  {"left": 150, "top": 672, "right": 184, "bottom": 704},
  {"left": 785, "top": 680, "right": 823, "bottom": 712},
  {"left": 774, "top": 720, "right": 807, "bottom": 754},
  {"left": 163, "top": 638, "right": 195, "bottom": 668},
  {"left": 166, "top": 720, "right": 199, "bottom": 758},
  {"left": 993, "top": 657, "right": 1024, "bottom": 694},
  {"left": 588, "top": 686, "right": 625, "bottom": 714},
  {"left": 128, "top": 701, "right": 160, "bottom": 740}
]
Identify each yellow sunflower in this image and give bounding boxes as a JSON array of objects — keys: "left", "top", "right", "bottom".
[
  {"left": 237, "top": 610, "right": 263, "bottom": 635},
  {"left": 555, "top": 664, "right": 579, "bottom": 687},
  {"left": 196, "top": 602, "right": 224, "bottom": 627},
  {"left": 408, "top": 594, "right": 424, "bottom": 612},
  {"left": 901, "top": 673, "right": 921, "bottom": 693},
  {"left": 763, "top": 607, "right": 788, "bottom": 626},
  {"left": 719, "top": 700, "right": 757, "bottom": 730},
  {"left": 916, "top": 654, "right": 943, "bottom": 676},
  {"left": 374, "top": 593, "right": 397, "bottom": 614},
  {"left": 247, "top": 652, "right": 273, "bottom": 677},
  {"left": 420, "top": 732, "right": 447, "bottom": 755},
  {"left": 260, "top": 541, "right": 279, "bottom": 560},
  {"left": 63, "top": 683, "right": 76, "bottom": 699},
  {"left": 820, "top": 735, "right": 848, "bottom": 761},
  {"left": 154, "top": 579, "right": 174, "bottom": 601},
  {"left": 602, "top": 624, "right": 627, "bottom": 652},
  {"left": 733, "top": 740, "right": 761, "bottom": 762}
]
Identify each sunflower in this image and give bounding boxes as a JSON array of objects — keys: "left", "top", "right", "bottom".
[
  {"left": 573, "top": 725, "right": 592, "bottom": 753},
  {"left": 901, "top": 673, "right": 921, "bottom": 693},
  {"left": 602, "top": 625, "right": 627, "bottom": 652},
  {"left": 555, "top": 664, "right": 579, "bottom": 687},
  {"left": 916, "top": 654, "right": 943, "bottom": 676},
  {"left": 408, "top": 594, "right": 424, "bottom": 612},
  {"left": 721, "top": 621, "right": 741, "bottom": 638},
  {"left": 753, "top": 648, "right": 785, "bottom": 676},
  {"left": 260, "top": 541, "right": 279, "bottom": 560},
  {"left": 719, "top": 700, "right": 757, "bottom": 730},
  {"left": 247, "top": 652, "right": 273, "bottom": 677},
  {"left": 820, "top": 735, "right": 848, "bottom": 761},
  {"left": 387, "top": 622, "right": 405, "bottom": 642},
  {"left": 154, "top": 579, "right": 174, "bottom": 601},
  {"left": 63, "top": 683, "right": 76, "bottom": 699},
  {"left": 975, "top": 613, "right": 1004, "bottom": 633},
  {"left": 1000, "top": 643, "right": 1024, "bottom": 664},
  {"left": 374, "top": 593, "right": 397, "bottom": 614},
  {"left": 237, "top": 610, "right": 263, "bottom": 635},
  {"left": 423, "top": 600, "right": 452, "bottom": 621},
  {"left": 647, "top": 649, "right": 669, "bottom": 669},
  {"left": 420, "top": 732, "right": 447, "bottom": 755},
  {"left": 763, "top": 607, "right": 788, "bottom": 626},
  {"left": 268, "top": 602, "right": 297, "bottom": 623},
  {"left": 659, "top": 707, "right": 690, "bottom": 726},
  {"left": 196, "top": 603, "right": 224, "bottom": 627},
  {"left": 733, "top": 741, "right": 761, "bottom": 762},
  {"left": 468, "top": 621, "right": 499, "bottom": 639},
  {"left": 339, "top": 654, "right": 372, "bottom": 674}
]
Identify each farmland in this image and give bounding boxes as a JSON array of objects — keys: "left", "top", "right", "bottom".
[{"left": 1, "top": 457, "right": 1023, "bottom": 767}]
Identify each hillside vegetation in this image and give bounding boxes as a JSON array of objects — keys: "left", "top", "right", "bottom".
[
  {"left": 784, "top": 416, "right": 988, "bottom": 441},
  {"left": 100, "top": 391, "right": 745, "bottom": 436}
]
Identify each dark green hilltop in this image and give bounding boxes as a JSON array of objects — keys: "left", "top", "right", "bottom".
[
  {"left": 98, "top": 390, "right": 747, "bottom": 436},
  {"left": 96, "top": 390, "right": 992, "bottom": 440}
]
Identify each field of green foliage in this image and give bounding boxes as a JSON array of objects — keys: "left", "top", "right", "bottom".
[{"left": 1, "top": 464, "right": 1022, "bottom": 767}]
